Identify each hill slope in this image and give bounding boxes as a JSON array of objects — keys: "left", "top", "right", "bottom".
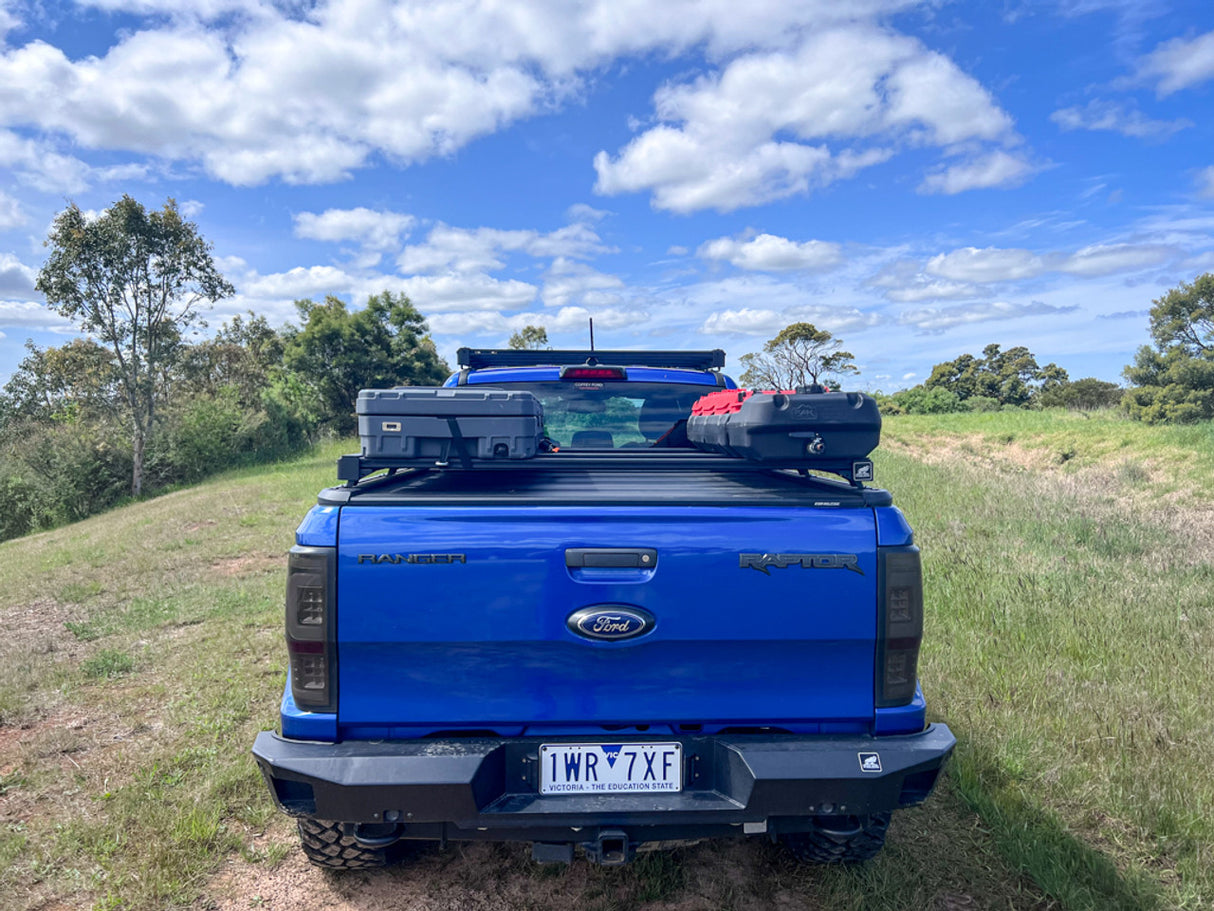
[{"left": 1, "top": 416, "right": 1209, "bottom": 910}]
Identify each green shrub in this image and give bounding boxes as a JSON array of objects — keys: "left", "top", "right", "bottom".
[
  {"left": 0, "top": 419, "right": 132, "bottom": 540},
  {"left": 1122, "top": 382, "right": 1214, "bottom": 425},
  {"left": 0, "top": 382, "right": 316, "bottom": 544},
  {"left": 966, "top": 395, "right": 1000, "bottom": 412},
  {"left": 1037, "top": 378, "right": 1123, "bottom": 411},
  {"left": 892, "top": 385, "right": 967, "bottom": 414}
]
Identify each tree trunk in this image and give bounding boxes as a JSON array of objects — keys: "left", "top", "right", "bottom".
[{"left": 132, "top": 427, "right": 145, "bottom": 497}]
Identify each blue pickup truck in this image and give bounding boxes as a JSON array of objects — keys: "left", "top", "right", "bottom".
[{"left": 252, "top": 348, "right": 954, "bottom": 868}]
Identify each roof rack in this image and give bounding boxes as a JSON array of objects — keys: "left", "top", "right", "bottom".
[
  {"left": 457, "top": 348, "right": 726, "bottom": 371},
  {"left": 337, "top": 450, "right": 873, "bottom": 487}
]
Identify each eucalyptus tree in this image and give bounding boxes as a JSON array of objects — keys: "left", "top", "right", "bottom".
[
  {"left": 36, "top": 196, "right": 234, "bottom": 494},
  {"left": 738, "top": 322, "right": 858, "bottom": 390}
]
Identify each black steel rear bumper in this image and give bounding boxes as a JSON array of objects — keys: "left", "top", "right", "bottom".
[{"left": 252, "top": 725, "right": 954, "bottom": 846}]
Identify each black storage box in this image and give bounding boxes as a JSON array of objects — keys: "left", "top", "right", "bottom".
[
  {"left": 687, "top": 390, "right": 881, "bottom": 463},
  {"left": 357, "top": 388, "right": 544, "bottom": 461}
]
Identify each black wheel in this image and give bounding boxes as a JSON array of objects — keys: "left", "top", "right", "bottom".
[
  {"left": 297, "top": 818, "right": 400, "bottom": 870},
  {"left": 780, "top": 812, "right": 891, "bottom": 864}
]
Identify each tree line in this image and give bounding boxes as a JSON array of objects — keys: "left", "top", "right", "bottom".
[
  {"left": 743, "top": 276, "right": 1213, "bottom": 422},
  {"left": 0, "top": 197, "right": 448, "bottom": 542},
  {"left": 4, "top": 194, "right": 1212, "bottom": 540}
]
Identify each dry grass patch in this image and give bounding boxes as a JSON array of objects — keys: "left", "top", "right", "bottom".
[{"left": 198, "top": 785, "right": 1051, "bottom": 911}]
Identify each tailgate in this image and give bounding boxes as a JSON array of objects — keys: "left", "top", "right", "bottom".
[{"left": 335, "top": 505, "right": 877, "bottom": 733}]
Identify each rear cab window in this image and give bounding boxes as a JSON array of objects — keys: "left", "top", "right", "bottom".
[{"left": 450, "top": 368, "right": 728, "bottom": 449}]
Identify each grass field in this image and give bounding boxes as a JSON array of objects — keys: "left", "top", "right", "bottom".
[{"left": 0, "top": 411, "right": 1209, "bottom": 910}]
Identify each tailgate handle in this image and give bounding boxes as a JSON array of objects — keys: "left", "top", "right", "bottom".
[{"left": 565, "top": 548, "right": 657, "bottom": 568}]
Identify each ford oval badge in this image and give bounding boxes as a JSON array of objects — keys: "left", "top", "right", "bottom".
[{"left": 567, "top": 605, "right": 655, "bottom": 641}]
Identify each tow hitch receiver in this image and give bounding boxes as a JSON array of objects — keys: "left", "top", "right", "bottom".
[{"left": 584, "top": 830, "right": 635, "bottom": 866}]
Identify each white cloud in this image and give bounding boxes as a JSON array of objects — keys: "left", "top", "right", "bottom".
[
  {"left": 926, "top": 247, "right": 1045, "bottom": 283},
  {"left": 566, "top": 203, "right": 609, "bottom": 222},
  {"left": 400, "top": 227, "right": 529, "bottom": 274},
  {"left": 867, "top": 259, "right": 981, "bottom": 302},
  {"left": 0, "top": 130, "right": 90, "bottom": 194},
  {"left": 1140, "top": 28, "right": 1214, "bottom": 95},
  {"left": 394, "top": 273, "right": 538, "bottom": 312},
  {"left": 595, "top": 131, "right": 835, "bottom": 214},
  {"left": 294, "top": 207, "right": 416, "bottom": 252},
  {"left": 698, "top": 233, "right": 843, "bottom": 272},
  {"left": 540, "top": 258, "right": 624, "bottom": 307},
  {"left": 1050, "top": 99, "right": 1191, "bottom": 139},
  {"left": 241, "top": 265, "right": 355, "bottom": 299},
  {"left": 595, "top": 26, "right": 1020, "bottom": 212},
  {"left": 1198, "top": 166, "right": 1214, "bottom": 199},
  {"left": 399, "top": 222, "right": 612, "bottom": 274},
  {"left": 546, "top": 305, "right": 637, "bottom": 332},
  {"left": 178, "top": 199, "right": 206, "bottom": 218},
  {"left": 898, "top": 300, "right": 1079, "bottom": 333},
  {"left": 427, "top": 303, "right": 640, "bottom": 337},
  {"left": 700, "top": 308, "right": 787, "bottom": 335},
  {"left": 206, "top": 294, "right": 301, "bottom": 328},
  {"left": 918, "top": 149, "right": 1035, "bottom": 195},
  {"left": 77, "top": 0, "right": 273, "bottom": 16},
  {"left": 915, "top": 241, "right": 1175, "bottom": 287},
  {"left": 0, "top": 2, "right": 20, "bottom": 41},
  {"left": 94, "top": 162, "right": 155, "bottom": 183},
  {"left": 0, "top": 190, "right": 25, "bottom": 230},
  {"left": 1056, "top": 243, "right": 1174, "bottom": 276},
  {"left": 883, "top": 279, "right": 981, "bottom": 302},
  {"left": 700, "top": 303, "right": 880, "bottom": 336},
  {"left": 0, "top": 252, "right": 37, "bottom": 298},
  {"left": 0, "top": 1, "right": 918, "bottom": 187},
  {"left": 0, "top": 299, "right": 73, "bottom": 330}
]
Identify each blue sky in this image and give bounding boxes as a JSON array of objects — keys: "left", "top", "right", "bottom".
[{"left": 1, "top": 0, "right": 1213, "bottom": 390}]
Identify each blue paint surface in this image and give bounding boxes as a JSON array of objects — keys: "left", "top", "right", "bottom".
[{"left": 333, "top": 504, "right": 879, "bottom": 734}]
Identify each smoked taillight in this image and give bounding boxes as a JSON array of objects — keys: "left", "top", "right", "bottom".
[
  {"left": 286, "top": 545, "right": 336, "bottom": 711},
  {"left": 876, "top": 547, "right": 923, "bottom": 707}
]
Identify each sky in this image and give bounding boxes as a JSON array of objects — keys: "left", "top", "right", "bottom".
[{"left": 1, "top": 0, "right": 1213, "bottom": 391}]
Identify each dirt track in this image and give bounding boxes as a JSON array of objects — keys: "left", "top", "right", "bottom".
[{"left": 198, "top": 830, "right": 820, "bottom": 911}]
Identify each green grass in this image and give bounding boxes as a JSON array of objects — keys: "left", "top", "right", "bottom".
[
  {"left": 0, "top": 441, "right": 343, "bottom": 910},
  {"left": 0, "top": 418, "right": 1210, "bottom": 909},
  {"left": 81, "top": 650, "right": 135, "bottom": 679},
  {"left": 880, "top": 412, "right": 1214, "bottom": 910},
  {"left": 886, "top": 406, "right": 1214, "bottom": 499}
]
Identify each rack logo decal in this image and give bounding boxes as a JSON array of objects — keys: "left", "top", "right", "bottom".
[
  {"left": 739, "top": 553, "right": 863, "bottom": 576},
  {"left": 859, "top": 752, "right": 882, "bottom": 773}
]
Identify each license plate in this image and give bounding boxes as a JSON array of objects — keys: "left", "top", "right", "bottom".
[{"left": 540, "top": 742, "right": 682, "bottom": 795}]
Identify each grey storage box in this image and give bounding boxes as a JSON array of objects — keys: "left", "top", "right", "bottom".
[{"left": 357, "top": 388, "right": 544, "bottom": 461}]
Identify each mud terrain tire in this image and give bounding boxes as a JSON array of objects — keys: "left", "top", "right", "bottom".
[
  {"left": 780, "top": 812, "right": 891, "bottom": 864},
  {"left": 298, "top": 819, "right": 400, "bottom": 870}
]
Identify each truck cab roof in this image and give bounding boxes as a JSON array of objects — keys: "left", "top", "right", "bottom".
[{"left": 446, "top": 348, "right": 734, "bottom": 389}]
